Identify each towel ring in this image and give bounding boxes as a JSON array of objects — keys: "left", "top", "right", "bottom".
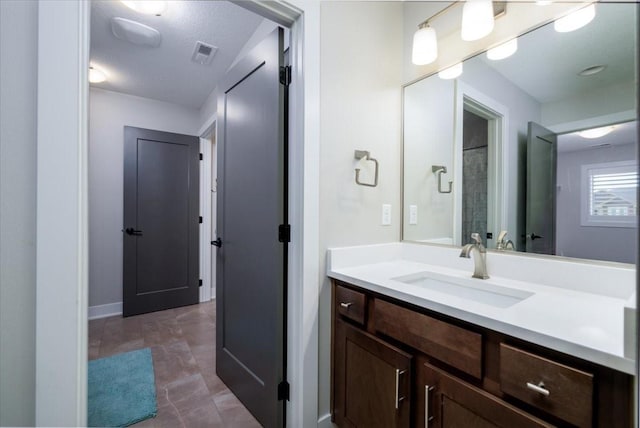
[{"left": 354, "top": 150, "right": 379, "bottom": 187}]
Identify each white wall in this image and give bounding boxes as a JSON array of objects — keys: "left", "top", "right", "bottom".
[
  {"left": 89, "top": 88, "right": 200, "bottom": 307},
  {"left": 0, "top": 1, "right": 38, "bottom": 425},
  {"left": 403, "top": 78, "right": 456, "bottom": 242},
  {"left": 318, "top": 1, "right": 404, "bottom": 420},
  {"left": 556, "top": 143, "right": 637, "bottom": 264}
]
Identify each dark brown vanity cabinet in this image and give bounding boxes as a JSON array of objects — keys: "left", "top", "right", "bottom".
[{"left": 331, "top": 280, "right": 633, "bottom": 428}]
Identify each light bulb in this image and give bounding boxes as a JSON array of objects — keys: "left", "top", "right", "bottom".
[
  {"left": 486, "top": 39, "right": 518, "bottom": 60},
  {"left": 554, "top": 4, "right": 595, "bottom": 33},
  {"left": 461, "top": 0, "right": 495, "bottom": 41},
  {"left": 89, "top": 67, "right": 107, "bottom": 83},
  {"left": 438, "top": 63, "right": 463, "bottom": 80},
  {"left": 121, "top": 1, "right": 167, "bottom": 15},
  {"left": 412, "top": 26, "right": 438, "bottom": 65}
]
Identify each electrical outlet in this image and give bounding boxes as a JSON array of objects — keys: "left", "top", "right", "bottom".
[
  {"left": 409, "top": 205, "right": 418, "bottom": 225},
  {"left": 382, "top": 204, "right": 392, "bottom": 226}
]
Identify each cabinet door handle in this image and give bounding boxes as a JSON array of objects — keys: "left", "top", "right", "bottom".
[
  {"left": 340, "top": 302, "right": 353, "bottom": 309},
  {"left": 526, "top": 381, "right": 550, "bottom": 396},
  {"left": 395, "top": 369, "right": 406, "bottom": 410},
  {"left": 425, "top": 385, "right": 435, "bottom": 427}
]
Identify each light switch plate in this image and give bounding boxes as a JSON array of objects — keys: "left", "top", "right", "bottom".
[
  {"left": 382, "top": 204, "right": 392, "bottom": 226},
  {"left": 409, "top": 205, "right": 418, "bottom": 225}
]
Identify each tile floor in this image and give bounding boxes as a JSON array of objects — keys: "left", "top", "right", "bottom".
[{"left": 88, "top": 301, "right": 261, "bottom": 427}]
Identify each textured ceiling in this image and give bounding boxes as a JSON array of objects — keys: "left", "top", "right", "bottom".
[
  {"left": 480, "top": 2, "right": 636, "bottom": 104},
  {"left": 90, "top": 1, "right": 263, "bottom": 109}
]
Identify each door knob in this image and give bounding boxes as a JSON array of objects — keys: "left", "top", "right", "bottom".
[
  {"left": 211, "top": 238, "right": 222, "bottom": 247},
  {"left": 125, "top": 228, "right": 143, "bottom": 236}
]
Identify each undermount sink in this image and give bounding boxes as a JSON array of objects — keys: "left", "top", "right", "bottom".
[{"left": 392, "top": 272, "right": 534, "bottom": 309}]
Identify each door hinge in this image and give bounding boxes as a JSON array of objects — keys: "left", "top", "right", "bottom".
[
  {"left": 277, "top": 380, "right": 290, "bottom": 401},
  {"left": 278, "top": 224, "right": 291, "bottom": 243},
  {"left": 199, "top": 216, "right": 203, "bottom": 224},
  {"left": 199, "top": 153, "right": 203, "bottom": 160},
  {"left": 199, "top": 279, "right": 203, "bottom": 287},
  {"left": 279, "top": 65, "right": 291, "bottom": 86}
]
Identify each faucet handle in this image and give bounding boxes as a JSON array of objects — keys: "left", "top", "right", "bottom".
[{"left": 470, "top": 233, "right": 483, "bottom": 245}]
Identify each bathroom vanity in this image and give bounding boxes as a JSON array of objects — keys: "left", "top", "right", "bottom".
[{"left": 328, "top": 243, "right": 635, "bottom": 428}]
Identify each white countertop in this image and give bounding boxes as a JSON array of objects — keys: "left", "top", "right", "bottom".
[{"left": 327, "top": 243, "right": 636, "bottom": 375}]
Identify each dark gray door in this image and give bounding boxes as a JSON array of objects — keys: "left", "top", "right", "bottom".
[
  {"left": 526, "top": 122, "right": 557, "bottom": 255},
  {"left": 215, "top": 28, "right": 286, "bottom": 427},
  {"left": 123, "top": 126, "right": 200, "bottom": 317}
]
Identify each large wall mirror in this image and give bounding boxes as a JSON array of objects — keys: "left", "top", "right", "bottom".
[{"left": 402, "top": 2, "right": 638, "bottom": 264}]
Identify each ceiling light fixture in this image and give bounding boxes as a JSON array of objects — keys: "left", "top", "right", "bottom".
[
  {"left": 111, "top": 17, "right": 162, "bottom": 48},
  {"left": 554, "top": 4, "right": 596, "bottom": 33},
  {"left": 412, "top": 24, "right": 438, "bottom": 65},
  {"left": 461, "top": 0, "right": 495, "bottom": 41},
  {"left": 438, "top": 63, "right": 463, "bottom": 80},
  {"left": 88, "top": 66, "right": 107, "bottom": 83},
  {"left": 578, "top": 64, "right": 606, "bottom": 76},
  {"left": 486, "top": 38, "right": 518, "bottom": 60},
  {"left": 577, "top": 125, "right": 616, "bottom": 139},
  {"left": 121, "top": 1, "right": 167, "bottom": 15}
]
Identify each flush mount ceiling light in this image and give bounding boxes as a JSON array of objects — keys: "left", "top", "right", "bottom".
[
  {"left": 577, "top": 125, "right": 616, "bottom": 139},
  {"left": 88, "top": 66, "right": 107, "bottom": 83},
  {"left": 554, "top": 4, "right": 596, "bottom": 33},
  {"left": 578, "top": 64, "right": 606, "bottom": 76},
  {"left": 111, "top": 17, "right": 162, "bottom": 48},
  {"left": 121, "top": 1, "right": 167, "bottom": 15},
  {"left": 486, "top": 38, "right": 518, "bottom": 60},
  {"left": 438, "top": 63, "right": 463, "bottom": 80},
  {"left": 412, "top": 24, "right": 438, "bottom": 65},
  {"left": 461, "top": 0, "right": 495, "bottom": 41}
]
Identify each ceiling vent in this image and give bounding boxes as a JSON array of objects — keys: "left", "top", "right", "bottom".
[
  {"left": 191, "top": 41, "right": 218, "bottom": 65},
  {"left": 111, "top": 17, "right": 161, "bottom": 48}
]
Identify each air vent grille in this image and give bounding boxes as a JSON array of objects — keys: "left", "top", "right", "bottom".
[{"left": 191, "top": 41, "right": 217, "bottom": 65}]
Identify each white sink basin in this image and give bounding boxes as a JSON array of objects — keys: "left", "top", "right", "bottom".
[{"left": 392, "top": 272, "right": 534, "bottom": 309}]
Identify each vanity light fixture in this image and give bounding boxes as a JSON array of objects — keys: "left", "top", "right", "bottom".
[
  {"left": 461, "top": 0, "right": 495, "bottom": 41},
  {"left": 578, "top": 125, "right": 616, "bottom": 139},
  {"left": 88, "top": 66, "right": 107, "bottom": 83},
  {"left": 438, "top": 63, "right": 463, "bottom": 80},
  {"left": 121, "top": 1, "right": 167, "bottom": 15},
  {"left": 412, "top": 24, "right": 438, "bottom": 65},
  {"left": 554, "top": 3, "right": 596, "bottom": 33},
  {"left": 486, "top": 38, "right": 518, "bottom": 60}
]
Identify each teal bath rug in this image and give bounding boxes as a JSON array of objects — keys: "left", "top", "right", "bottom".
[{"left": 88, "top": 348, "right": 157, "bottom": 427}]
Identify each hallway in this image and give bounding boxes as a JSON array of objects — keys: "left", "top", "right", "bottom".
[{"left": 88, "top": 302, "right": 260, "bottom": 427}]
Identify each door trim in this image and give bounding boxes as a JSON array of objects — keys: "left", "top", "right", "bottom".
[
  {"left": 454, "top": 81, "right": 509, "bottom": 247},
  {"left": 199, "top": 122, "right": 215, "bottom": 303},
  {"left": 36, "top": 1, "right": 320, "bottom": 427}
]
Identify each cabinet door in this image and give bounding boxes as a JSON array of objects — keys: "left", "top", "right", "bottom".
[
  {"left": 334, "top": 319, "right": 412, "bottom": 428},
  {"left": 418, "top": 361, "right": 554, "bottom": 428}
]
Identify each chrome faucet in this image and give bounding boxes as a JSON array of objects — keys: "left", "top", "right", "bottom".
[
  {"left": 496, "top": 230, "right": 516, "bottom": 251},
  {"left": 459, "top": 233, "right": 489, "bottom": 279}
]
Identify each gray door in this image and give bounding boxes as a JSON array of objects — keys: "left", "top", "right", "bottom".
[
  {"left": 526, "top": 122, "right": 557, "bottom": 254},
  {"left": 123, "top": 126, "right": 200, "bottom": 317},
  {"left": 215, "top": 28, "right": 287, "bottom": 427}
]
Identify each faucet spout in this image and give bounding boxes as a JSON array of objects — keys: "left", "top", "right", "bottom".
[{"left": 459, "top": 235, "right": 489, "bottom": 279}]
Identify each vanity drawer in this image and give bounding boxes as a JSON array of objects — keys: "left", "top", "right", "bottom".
[
  {"left": 335, "top": 284, "right": 366, "bottom": 325},
  {"left": 500, "top": 343, "right": 593, "bottom": 428},
  {"left": 373, "top": 299, "right": 482, "bottom": 379}
]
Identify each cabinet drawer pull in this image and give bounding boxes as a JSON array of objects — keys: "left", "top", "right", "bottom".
[
  {"left": 340, "top": 302, "right": 353, "bottom": 309},
  {"left": 526, "top": 381, "right": 550, "bottom": 397},
  {"left": 395, "top": 369, "right": 406, "bottom": 409},
  {"left": 425, "top": 385, "right": 435, "bottom": 427}
]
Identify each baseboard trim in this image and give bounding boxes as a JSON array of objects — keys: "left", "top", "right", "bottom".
[
  {"left": 318, "top": 413, "right": 333, "bottom": 428},
  {"left": 88, "top": 302, "right": 122, "bottom": 320}
]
